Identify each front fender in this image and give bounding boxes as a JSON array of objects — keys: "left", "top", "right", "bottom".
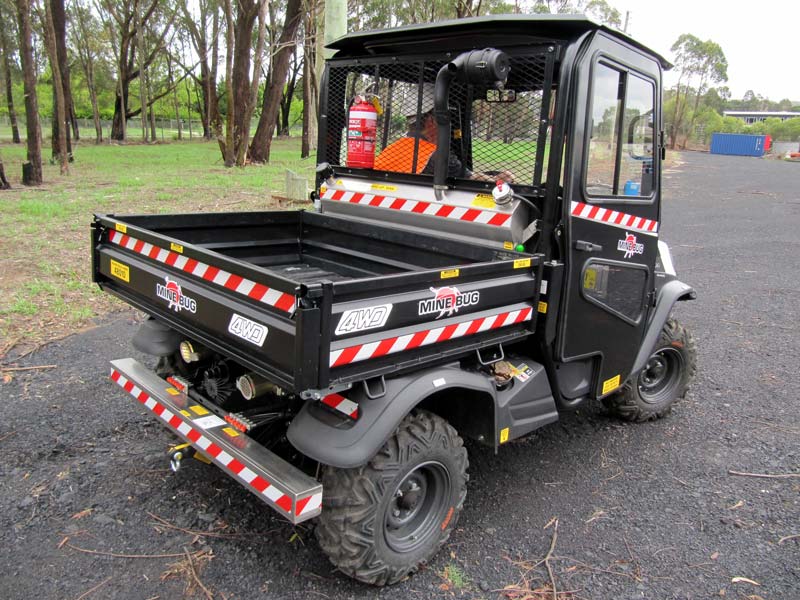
[
  {"left": 287, "top": 364, "right": 495, "bottom": 469},
  {"left": 631, "top": 278, "right": 695, "bottom": 374}
]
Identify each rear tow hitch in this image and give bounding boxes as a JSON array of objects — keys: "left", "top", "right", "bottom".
[{"left": 168, "top": 442, "right": 210, "bottom": 472}]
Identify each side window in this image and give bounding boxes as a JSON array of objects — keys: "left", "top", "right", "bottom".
[
  {"left": 582, "top": 261, "right": 648, "bottom": 323},
  {"left": 586, "top": 62, "right": 655, "bottom": 199}
]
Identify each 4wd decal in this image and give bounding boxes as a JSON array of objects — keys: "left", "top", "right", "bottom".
[
  {"left": 335, "top": 304, "right": 393, "bottom": 336},
  {"left": 418, "top": 286, "right": 480, "bottom": 319},
  {"left": 228, "top": 313, "right": 268, "bottom": 347},
  {"left": 617, "top": 232, "right": 644, "bottom": 259},
  {"left": 156, "top": 276, "right": 197, "bottom": 313}
]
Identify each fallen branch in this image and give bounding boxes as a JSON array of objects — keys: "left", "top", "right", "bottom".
[
  {"left": 65, "top": 543, "right": 187, "bottom": 559},
  {"left": 778, "top": 534, "right": 800, "bottom": 544},
  {"left": 147, "top": 511, "right": 277, "bottom": 539},
  {"left": 728, "top": 470, "right": 800, "bottom": 480},
  {"left": 543, "top": 518, "right": 559, "bottom": 600},
  {"left": 0, "top": 364, "right": 57, "bottom": 372},
  {"left": 183, "top": 547, "right": 214, "bottom": 600},
  {"left": 74, "top": 576, "right": 112, "bottom": 600},
  {"left": 0, "top": 431, "right": 16, "bottom": 443}
]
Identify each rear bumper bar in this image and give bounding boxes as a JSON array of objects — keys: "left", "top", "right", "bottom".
[{"left": 109, "top": 358, "right": 322, "bottom": 524}]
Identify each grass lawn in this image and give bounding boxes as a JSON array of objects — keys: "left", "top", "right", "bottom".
[{"left": 0, "top": 137, "right": 315, "bottom": 355}]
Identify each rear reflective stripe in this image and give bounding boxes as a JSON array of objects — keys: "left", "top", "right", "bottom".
[
  {"left": 570, "top": 201, "right": 658, "bottom": 234},
  {"left": 108, "top": 230, "right": 295, "bottom": 314}
]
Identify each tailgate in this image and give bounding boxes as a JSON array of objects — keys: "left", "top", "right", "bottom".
[{"left": 92, "top": 216, "right": 317, "bottom": 391}]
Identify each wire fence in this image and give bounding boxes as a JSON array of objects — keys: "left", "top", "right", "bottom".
[{"left": 0, "top": 115, "right": 214, "bottom": 142}]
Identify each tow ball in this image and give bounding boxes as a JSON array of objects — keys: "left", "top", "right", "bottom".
[{"left": 168, "top": 443, "right": 211, "bottom": 472}]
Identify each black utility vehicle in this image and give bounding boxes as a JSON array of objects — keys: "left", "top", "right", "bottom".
[{"left": 92, "top": 15, "right": 697, "bottom": 585}]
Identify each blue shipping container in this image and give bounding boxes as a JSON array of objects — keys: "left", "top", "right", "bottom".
[{"left": 710, "top": 133, "right": 766, "bottom": 157}]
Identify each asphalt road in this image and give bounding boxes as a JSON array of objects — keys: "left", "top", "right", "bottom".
[{"left": 1, "top": 151, "right": 798, "bottom": 600}]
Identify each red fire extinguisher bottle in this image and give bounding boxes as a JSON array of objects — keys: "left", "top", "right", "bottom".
[{"left": 346, "top": 95, "right": 377, "bottom": 169}]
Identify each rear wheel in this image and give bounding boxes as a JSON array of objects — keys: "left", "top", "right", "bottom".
[
  {"left": 315, "top": 410, "right": 468, "bottom": 585},
  {"left": 604, "top": 318, "right": 696, "bottom": 422}
]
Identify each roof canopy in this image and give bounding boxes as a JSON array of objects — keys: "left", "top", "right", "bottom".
[{"left": 328, "top": 14, "right": 670, "bottom": 69}]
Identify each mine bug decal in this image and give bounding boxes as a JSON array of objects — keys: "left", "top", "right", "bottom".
[
  {"left": 335, "top": 304, "right": 393, "bottom": 336},
  {"left": 418, "top": 286, "right": 480, "bottom": 319},
  {"left": 156, "top": 276, "right": 197, "bottom": 313},
  {"left": 617, "top": 232, "right": 644, "bottom": 259}
]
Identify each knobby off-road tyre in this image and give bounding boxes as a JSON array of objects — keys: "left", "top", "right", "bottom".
[
  {"left": 315, "top": 410, "right": 468, "bottom": 586},
  {"left": 604, "top": 318, "right": 696, "bottom": 422}
]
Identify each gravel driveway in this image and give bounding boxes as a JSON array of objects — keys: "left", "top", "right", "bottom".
[{"left": 1, "top": 151, "right": 798, "bottom": 599}]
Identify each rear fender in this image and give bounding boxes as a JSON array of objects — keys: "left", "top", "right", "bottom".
[{"left": 287, "top": 364, "right": 496, "bottom": 469}]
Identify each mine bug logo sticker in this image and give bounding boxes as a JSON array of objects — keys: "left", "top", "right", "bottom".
[
  {"left": 335, "top": 303, "right": 393, "bottom": 336},
  {"left": 617, "top": 232, "right": 644, "bottom": 259},
  {"left": 418, "top": 286, "right": 480, "bottom": 319},
  {"left": 228, "top": 313, "right": 268, "bottom": 347},
  {"left": 156, "top": 276, "right": 197, "bottom": 313}
]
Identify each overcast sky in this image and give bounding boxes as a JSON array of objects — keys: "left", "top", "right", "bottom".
[{"left": 615, "top": 0, "right": 799, "bottom": 102}]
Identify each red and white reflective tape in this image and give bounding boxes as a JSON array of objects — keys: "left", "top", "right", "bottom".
[
  {"left": 321, "top": 393, "right": 359, "bottom": 419},
  {"left": 570, "top": 201, "right": 658, "bottom": 234},
  {"left": 321, "top": 188, "right": 512, "bottom": 227},
  {"left": 330, "top": 306, "right": 533, "bottom": 368},
  {"left": 108, "top": 230, "right": 296, "bottom": 314},
  {"left": 110, "top": 368, "right": 308, "bottom": 514}
]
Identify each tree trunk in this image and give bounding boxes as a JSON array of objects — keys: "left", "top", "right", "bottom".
[
  {"left": 170, "top": 62, "right": 182, "bottom": 140},
  {"left": 248, "top": 0, "right": 303, "bottom": 163},
  {"left": 137, "top": 1, "right": 148, "bottom": 141},
  {"left": 235, "top": 0, "right": 268, "bottom": 166},
  {"left": 1, "top": 28, "right": 21, "bottom": 144},
  {"left": 88, "top": 62, "right": 103, "bottom": 143},
  {"left": 49, "top": 0, "right": 75, "bottom": 159},
  {"left": 279, "top": 45, "right": 299, "bottom": 136},
  {"left": 44, "top": 0, "right": 69, "bottom": 174},
  {"left": 301, "top": 1, "right": 318, "bottom": 159},
  {"left": 222, "top": 0, "right": 236, "bottom": 166},
  {"left": 15, "top": 0, "right": 43, "bottom": 185},
  {"left": 0, "top": 154, "right": 10, "bottom": 189}
]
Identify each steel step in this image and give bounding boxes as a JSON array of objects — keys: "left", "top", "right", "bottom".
[{"left": 109, "top": 358, "right": 322, "bottom": 524}]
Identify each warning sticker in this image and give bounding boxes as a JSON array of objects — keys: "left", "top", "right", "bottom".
[
  {"left": 538, "top": 301, "right": 548, "bottom": 314},
  {"left": 472, "top": 194, "right": 495, "bottom": 209},
  {"left": 499, "top": 427, "right": 510, "bottom": 444},
  {"left": 170, "top": 242, "right": 184, "bottom": 254},
  {"left": 440, "top": 268, "right": 460, "bottom": 279},
  {"left": 193, "top": 414, "right": 226, "bottom": 430},
  {"left": 109, "top": 259, "right": 130, "bottom": 283},
  {"left": 602, "top": 374, "right": 621, "bottom": 394},
  {"left": 371, "top": 183, "right": 397, "bottom": 191},
  {"left": 114, "top": 222, "right": 127, "bottom": 234},
  {"left": 514, "top": 258, "right": 531, "bottom": 269}
]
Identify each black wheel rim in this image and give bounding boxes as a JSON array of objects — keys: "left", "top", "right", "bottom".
[
  {"left": 383, "top": 461, "right": 451, "bottom": 554},
  {"left": 638, "top": 346, "right": 684, "bottom": 404}
]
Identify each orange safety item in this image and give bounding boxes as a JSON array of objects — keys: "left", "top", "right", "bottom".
[
  {"left": 374, "top": 137, "right": 437, "bottom": 174},
  {"left": 346, "top": 96, "right": 378, "bottom": 168}
]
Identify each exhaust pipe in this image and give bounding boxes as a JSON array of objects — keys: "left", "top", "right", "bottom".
[{"left": 236, "top": 373, "right": 282, "bottom": 401}]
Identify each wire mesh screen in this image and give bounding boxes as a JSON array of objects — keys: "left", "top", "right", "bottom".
[{"left": 322, "top": 50, "right": 554, "bottom": 188}]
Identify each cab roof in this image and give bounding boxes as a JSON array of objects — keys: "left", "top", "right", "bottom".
[{"left": 328, "top": 14, "right": 671, "bottom": 69}]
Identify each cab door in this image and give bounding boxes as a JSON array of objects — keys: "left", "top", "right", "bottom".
[{"left": 557, "top": 34, "right": 663, "bottom": 398}]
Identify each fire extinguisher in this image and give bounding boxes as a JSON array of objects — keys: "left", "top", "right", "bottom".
[{"left": 346, "top": 95, "right": 378, "bottom": 169}]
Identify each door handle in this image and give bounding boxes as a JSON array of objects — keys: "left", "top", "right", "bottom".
[{"left": 575, "top": 240, "right": 602, "bottom": 252}]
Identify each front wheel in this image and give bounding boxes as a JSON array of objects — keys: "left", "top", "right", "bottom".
[
  {"left": 315, "top": 410, "right": 468, "bottom": 585},
  {"left": 604, "top": 318, "right": 697, "bottom": 422}
]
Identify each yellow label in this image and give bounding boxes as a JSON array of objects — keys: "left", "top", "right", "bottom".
[
  {"left": 319, "top": 185, "right": 327, "bottom": 195},
  {"left": 538, "top": 301, "right": 548, "bottom": 314},
  {"left": 602, "top": 374, "right": 621, "bottom": 395},
  {"left": 371, "top": 183, "right": 397, "bottom": 191},
  {"left": 114, "top": 222, "right": 127, "bottom": 233},
  {"left": 222, "top": 427, "right": 240, "bottom": 437},
  {"left": 189, "top": 405, "right": 210, "bottom": 416},
  {"left": 471, "top": 194, "right": 496, "bottom": 209},
  {"left": 335, "top": 179, "right": 343, "bottom": 185},
  {"left": 453, "top": 128, "right": 462, "bottom": 140},
  {"left": 503, "top": 241, "right": 514, "bottom": 250},
  {"left": 109, "top": 259, "right": 130, "bottom": 282},
  {"left": 180, "top": 410, "right": 191, "bottom": 417},
  {"left": 170, "top": 242, "right": 183, "bottom": 253},
  {"left": 499, "top": 427, "right": 510, "bottom": 444},
  {"left": 584, "top": 268, "right": 597, "bottom": 290},
  {"left": 440, "top": 268, "right": 460, "bottom": 279},
  {"left": 165, "top": 387, "right": 180, "bottom": 396},
  {"left": 514, "top": 258, "right": 531, "bottom": 269}
]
